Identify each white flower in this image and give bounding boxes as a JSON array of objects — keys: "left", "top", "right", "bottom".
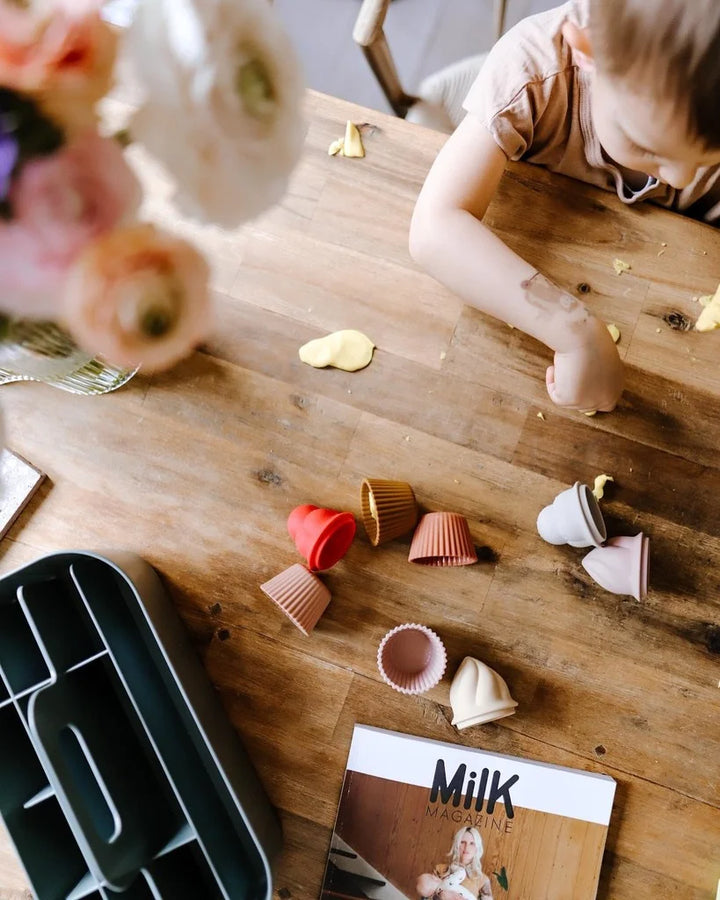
[{"left": 127, "top": 0, "right": 305, "bottom": 228}]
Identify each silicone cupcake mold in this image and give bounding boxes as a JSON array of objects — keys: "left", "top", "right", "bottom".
[
  {"left": 582, "top": 533, "right": 649, "bottom": 601},
  {"left": 450, "top": 656, "right": 518, "bottom": 729},
  {"left": 260, "top": 563, "right": 331, "bottom": 635},
  {"left": 376, "top": 624, "right": 447, "bottom": 695},
  {"left": 287, "top": 504, "right": 356, "bottom": 571},
  {"left": 360, "top": 478, "right": 418, "bottom": 546},
  {"left": 408, "top": 512, "right": 477, "bottom": 566},
  {"left": 536, "top": 482, "right": 606, "bottom": 548}
]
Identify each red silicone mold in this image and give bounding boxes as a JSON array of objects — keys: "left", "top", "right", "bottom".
[{"left": 287, "top": 504, "right": 356, "bottom": 571}]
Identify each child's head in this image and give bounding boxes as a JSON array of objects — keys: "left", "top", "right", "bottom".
[{"left": 563, "top": 0, "right": 720, "bottom": 188}]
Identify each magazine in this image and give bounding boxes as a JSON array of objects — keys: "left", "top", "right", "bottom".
[{"left": 321, "top": 725, "right": 616, "bottom": 900}]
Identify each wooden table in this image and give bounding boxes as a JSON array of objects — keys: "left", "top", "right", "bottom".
[{"left": 0, "top": 90, "right": 719, "bottom": 899}]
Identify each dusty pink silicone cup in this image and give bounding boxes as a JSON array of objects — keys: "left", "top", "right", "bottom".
[
  {"left": 582, "top": 533, "right": 649, "bottom": 601},
  {"left": 260, "top": 563, "right": 331, "bottom": 635},
  {"left": 408, "top": 512, "right": 478, "bottom": 566},
  {"left": 377, "top": 623, "right": 447, "bottom": 694}
]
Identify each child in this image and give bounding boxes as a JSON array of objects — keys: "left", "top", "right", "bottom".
[{"left": 409, "top": 0, "right": 720, "bottom": 412}]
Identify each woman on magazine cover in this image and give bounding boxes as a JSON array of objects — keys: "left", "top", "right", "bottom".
[{"left": 416, "top": 826, "right": 493, "bottom": 899}]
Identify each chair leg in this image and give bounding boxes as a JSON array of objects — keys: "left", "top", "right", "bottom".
[{"left": 494, "top": 0, "right": 508, "bottom": 40}]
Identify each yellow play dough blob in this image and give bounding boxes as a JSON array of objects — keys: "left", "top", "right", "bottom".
[
  {"left": 343, "top": 121, "right": 365, "bottom": 158},
  {"left": 696, "top": 283, "right": 720, "bottom": 332},
  {"left": 592, "top": 474, "right": 614, "bottom": 500},
  {"left": 607, "top": 323, "right": 621, "bottom": 343},
  {"left": 613, "top": 258, "right": 631, "bottom": 275},
  {"left": 299, "top": 329, "right": 375, "bottom": 371}
]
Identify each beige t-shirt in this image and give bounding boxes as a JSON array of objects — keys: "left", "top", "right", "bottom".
[{"left": 462, "top": 0, "right": 720, "bottom": 224}]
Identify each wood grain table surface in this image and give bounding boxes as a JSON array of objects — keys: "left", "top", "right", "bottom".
[{"left": 0, "top": 89, "right": 718, "bottom": 899}]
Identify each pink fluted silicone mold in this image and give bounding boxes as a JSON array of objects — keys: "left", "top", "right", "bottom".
[
  {"left": 260, "top": 563, "right": 331, "bottom": 634},
  {"left": 408, "top": 512, "right": 477, "bottom": 566},
  {"left": 377, "top": 623, "right": 447, "bottom": 694}
]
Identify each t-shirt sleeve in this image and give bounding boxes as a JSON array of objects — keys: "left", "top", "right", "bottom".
[{"left": 462, "top": 16, "right": 574, "bottom": 162}]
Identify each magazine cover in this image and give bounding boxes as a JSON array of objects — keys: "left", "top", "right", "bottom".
[{"left": 321, "top": 725, "right": 616, "bottom": 900}]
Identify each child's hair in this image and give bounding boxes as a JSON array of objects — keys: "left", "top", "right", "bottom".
[{"left": 590, "top": 0, "right": 720, "bottom": 148}]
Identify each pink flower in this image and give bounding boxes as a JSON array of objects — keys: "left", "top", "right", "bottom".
[
  {"left": 11, "top": 130, "right": 141, "bottom": 263},
  {"left": 0, "top": 131, "right": 141, "bottom": 319},
  {"left": 0, "top": 1, "right": 117, "bottom": 133},
  {"left": 63, "top": 224, "right": 213, "bottom": 373},
  {"left": 0, "top": 221, "right": 67, "bottom": 318}
]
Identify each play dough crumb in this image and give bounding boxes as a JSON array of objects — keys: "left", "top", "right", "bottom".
[
  {"left": 584, "top": 410, "right": 597, "bottom": 417},
  {"left": 592, "top": 474, "right": 614, "bottom": 501},
  {"left": 537, "top": 411, "right": 545, "bottom": 421},
  {"left": 328, "top": 138, "right": 344, "bottom": 156},
  {"left": 613, "top": 258, "right": 631, "bottom": 275},
  {"left": 607, "top": 323, "right": 621, "bottom": 343},
  {"left": 299, "top": 329, "right": 375, "bottom": 371},
  {"left": 696, "top": 284, "right": 720, "bottom": 331}
]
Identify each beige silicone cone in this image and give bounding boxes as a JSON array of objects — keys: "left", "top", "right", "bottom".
[
  {"left": 361, "top": 478, "right": 419, "bottom": 546},
  {"left": 377, "top": 623, "right": 447, "bottom": 695},
  {"left": 408, "top": 512, "right": 478, "bottom": 566},
  {"left": 260, "top": 563, "right": 331, "bottom": 635}
]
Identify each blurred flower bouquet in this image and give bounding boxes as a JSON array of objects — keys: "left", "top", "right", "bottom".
[{"left": 0, "top": 0, "right": 304, "bottom": 380}]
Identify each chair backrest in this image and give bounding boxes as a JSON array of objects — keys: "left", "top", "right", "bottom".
[{"left": 353, "top": 0, "right": 508, "bottom": 119}]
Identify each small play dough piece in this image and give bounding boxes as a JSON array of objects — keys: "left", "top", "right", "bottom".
[
  {"left": 328, "top": 138, "right": 344, "bottom": 156},
  {"left": 696, "top": 283, "right": 720, "bottom": 331},
  {"left": 612, "top": 258, "right": 631, "bottom": 275},
  {"left": 342, "top": 120, "right": 365, "bottom": 158},
  {"left": 607, "top": 323, "right": 621, "bottom": 343},
  {"left": 592, "top": 473, "right": 614, "bottom": 500},
  {"left": 299, "top": 329, "right": 375, "bottom": 371},
  {"left": 450, "top": 656, "right": 518, "bottom": 729}
]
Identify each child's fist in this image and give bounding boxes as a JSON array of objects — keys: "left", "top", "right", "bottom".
[{"left": 546, "top": 316, "right": 624, "bottom": 411}]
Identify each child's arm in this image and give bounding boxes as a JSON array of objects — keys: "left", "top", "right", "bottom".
[{"left": 409, "top": 114, "right": 624, "bottom": 411}]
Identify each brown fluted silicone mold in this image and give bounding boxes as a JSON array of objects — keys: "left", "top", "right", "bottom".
[
  {"left": 361, "top": 478, "right": 419, "bottom": 546},
  {"left": 260, "top": 563, "right": 331, "bottom": 635},
  {"left": 377, "top": 623, "right": 447, "bottom": 695},
  {"left": 408, "top": 512, "right": 477, "bottom": 566}
]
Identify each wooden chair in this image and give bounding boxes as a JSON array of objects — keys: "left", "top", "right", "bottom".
[{"left": 353, "top": 0, "right": 507, "bottom": 119}]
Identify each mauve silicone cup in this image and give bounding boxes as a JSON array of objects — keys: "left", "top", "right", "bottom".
[
  {"left": 536, "top": 482, "right": 606, "bottom": 548},
  {"left": 582, "top": 533, "right": 649, "bottom": 601},
  {"left": 408, "top": 512, "right": 477, "bottom": 566},
  {"left": 260, "top": 563, "right": 331, "bottom": 635},
  {"left": 287, "top": 504, "right": 356, "bottom": 571},
  {"left": 376, "top": 624, "right": 447, "bottom": 695},
  {"left": 360, "top": 478, "right": 418, "bottom": 546}
]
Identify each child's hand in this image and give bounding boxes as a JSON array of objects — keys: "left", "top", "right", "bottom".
[{"left": 546, "top": 316, "right": 624, "bottom": 411}]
